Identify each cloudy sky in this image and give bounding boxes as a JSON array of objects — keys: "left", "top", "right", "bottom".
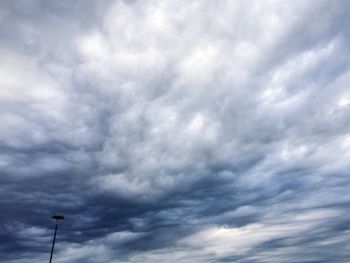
[{"left": 1, "top": 0, "right": 350, "bottom": 262}]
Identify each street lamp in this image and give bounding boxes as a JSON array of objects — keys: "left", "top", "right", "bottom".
[{"left": 49, "top": 215, "right": 64, "bottom": 263}]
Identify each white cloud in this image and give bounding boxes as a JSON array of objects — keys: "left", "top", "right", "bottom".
[{"left": 1, "top": 0, "right": 350, "bottom": 262}]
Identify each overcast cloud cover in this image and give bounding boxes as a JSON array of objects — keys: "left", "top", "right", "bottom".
[{"left": 1, "top": 0, "right": 350, "bottom": 262}]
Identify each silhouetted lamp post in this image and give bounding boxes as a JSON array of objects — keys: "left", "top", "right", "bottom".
[{"left": 49, "top": 215, "right": 64, "bottom": 263}]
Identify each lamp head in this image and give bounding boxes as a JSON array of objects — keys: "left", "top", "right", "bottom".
[{"left": 52, "top": 215, "right": 64, "bottom": 220}]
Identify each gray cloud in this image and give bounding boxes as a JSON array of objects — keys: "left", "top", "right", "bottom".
[{"left": 1, "top": 0, "right": 350, "bottom": 262}]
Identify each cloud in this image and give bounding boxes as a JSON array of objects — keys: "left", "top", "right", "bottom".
[{"left": 1, "top": 0, "right": 350, "bottom": 262}]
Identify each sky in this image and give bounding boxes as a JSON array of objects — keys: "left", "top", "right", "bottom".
[{"left": 1, "top": 0, "right": 350, "bottom": 262}]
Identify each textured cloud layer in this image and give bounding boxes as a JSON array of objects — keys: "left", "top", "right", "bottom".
[{"left": 1, "top": 1, "right": 350, "bottom": 262}]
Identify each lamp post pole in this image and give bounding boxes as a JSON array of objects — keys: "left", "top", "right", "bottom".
[{"left": 49, "top": 215, "right": 64, "bottom": 263}]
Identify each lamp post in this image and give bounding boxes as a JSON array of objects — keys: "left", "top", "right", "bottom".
[{"left": 49, "top": 215, "right": 64, "bottom": 263}]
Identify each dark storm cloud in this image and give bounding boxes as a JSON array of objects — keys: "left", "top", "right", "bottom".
[{"left": 1, "top": 0, "right": 350, "bottom": 262}]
